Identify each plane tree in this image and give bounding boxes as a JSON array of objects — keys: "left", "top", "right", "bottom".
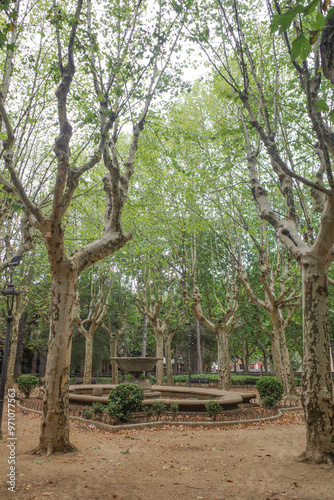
[
  {"left": 74, "top": 264, "right": 112, "bottom": 384},
  {"left": 135, "top": 258, "right": 183, "bottom": 386},
  {"left": 0, "top": 0, "right": 186, "bottom": 454},
  {"left": 185, "top": 0, "right": 334, "bottom": 463}
]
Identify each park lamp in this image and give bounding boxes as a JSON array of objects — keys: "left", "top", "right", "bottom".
[
  {"left": 2, "top": 256, "right": 22, "bottom": 315},
  {"left": 0, "top": 255, "right": 23, "bottom": 439}
]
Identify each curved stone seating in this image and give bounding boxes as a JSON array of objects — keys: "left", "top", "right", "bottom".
[{"left": 68, "top": 383, "right": 256, "bottom": 412}]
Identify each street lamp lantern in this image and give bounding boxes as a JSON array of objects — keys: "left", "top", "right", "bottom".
[
  {"left": 185, "top": 319, "right": 192, "bottom": 388},
  {"left": 0, "top": 255, "right": 23, "bottom": 439}
]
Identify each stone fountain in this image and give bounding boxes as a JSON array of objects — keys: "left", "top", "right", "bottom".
[
  {"left": 69, "top": 357, "right": 257, "bottom": 411},
  {"left": 110, "top": 356, "right": 162, "bottom": 391}
]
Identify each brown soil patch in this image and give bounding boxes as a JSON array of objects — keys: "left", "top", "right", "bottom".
[{"left": 0, "top": 406, "right": 333, "bottom": 500}]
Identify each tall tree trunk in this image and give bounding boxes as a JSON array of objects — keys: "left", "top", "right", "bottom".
[
  {"left": 31, "top": 348, "right": 39, "bottom": 374},
  {"left": 14, "top": 322, "right": 25, "bottom": 379},
  {"left": 83, "top": 333, "right": 93, "bottom": 384},
  {"left": 110, "top": 338, "right": 118, "bottom": 384},
  {"left": 263, "top": 351, "right": 268, "bottom": 373},
  {"left": 242, "top": 344, "right": 249, "bottom": 374},
  {"left": 141, "top": 315, "right": 148, "bottom": 357},
  {"left": 155, "top": 333, "right": 164, "bottom": 385},
  {"left": 40, "top": 355, "right": 47, "bottom": 377},
  {"left": 79, "top": 359, "right": 84, "bottom": 377},
  {"left": 7, "top": 306, "right": 21, "bottom": 388},
  {"left": 257, "top": 342, "right": 269, "bottom": 373},
  {"left": 38, "top": 270, "right": 77, "bottom": 455},
  {"left": 270, "top": 309, "right": 297, "bottom": 397},
  {"left": 270, "top": 335, "right": 282, "bottom": 380},
  {"left": 300, "top": 258, "right": 334, "bottom": 464},
  {"left": 165, "top": 337, "right": 174, "bottom": 386},
  {"left": 216, "top": 328, "right": 231, "bottom": 390},
  {"left": 195, "top": 318, "right": 203, "bottom": 373}
]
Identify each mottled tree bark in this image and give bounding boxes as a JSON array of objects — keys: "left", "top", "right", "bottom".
[
  {"left": 239, "top": 264, "right": 298, "bottom": 397},
  {"left": 269, "top": 309, "right": 298, "bottom": 398},
  {"left": 110, "top": 339, "right": 118, "bottom": 384},
  {"left": 217, "top": 328, "right": 232, "bottom": 390},
  {"left": 239, "top": 73, "right": 334, "bottom": 461},
  {"left": 155, "top": 334, "right": 164, "bottom": 386},
  {"left": 6, "top": 298, "right": 21, "bottom": 388},
  {"left": 270, "top": 336, "right": 281, "bottom": 380},
  {"left": 321, "top": 14, "right": 334, "bottom": 85},
  {"left": 165, "top": 336, "right": 174, "bottom": 386},
  {"left": 83, "top": 334, "right": 93, "bottom": 384},
  {"left": 31, "top": 348, "right": 39, "bottom": 374},
  {"left": 300, "top": 254, "right": 334, "bottom": 464},
  {"left": 38, "top": 269, "right": 78, "bottom": 455},
  {"left": 141, "top": 315, "right": 148, "bottom": 357},
  {"left": 196, "top": 318, "right": 203, "bottom": 374}
]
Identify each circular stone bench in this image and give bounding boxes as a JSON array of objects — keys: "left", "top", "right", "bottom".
[{"left": 68, "top": 384, "right": 256, "bottom": 412}]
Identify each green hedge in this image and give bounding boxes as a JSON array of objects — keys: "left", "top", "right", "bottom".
[
  {"left": 107, "top": 383, "right": 144, "bottom": 423},
  {"left": 17, "top": 375, "right": 39, "bottom": 398},
  {"left": 71, "top": 373, "right": 303, "bottom": 387},
  {"left": 256, "top": 377, "right": 284, "bottom": 407}
]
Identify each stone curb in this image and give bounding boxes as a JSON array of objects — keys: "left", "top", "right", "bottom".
[{"left": 17, "top": 400, "right": 286, "bottom": 433}]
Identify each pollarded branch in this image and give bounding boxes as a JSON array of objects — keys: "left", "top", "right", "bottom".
[{"left": 238, "top": 266, "right": 266, "bottom": 309}]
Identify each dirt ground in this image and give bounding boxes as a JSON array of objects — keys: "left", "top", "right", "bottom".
[{"left": 0, "top": 406, "right": 333, "bottom": 500}]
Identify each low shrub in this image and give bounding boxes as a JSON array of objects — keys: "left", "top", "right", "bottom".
[
  {"left": 256, "top": 377, "right": 284, "bottom": 408},
  {"left": 205, "top": 400, "right": 222, "bottom": 421},
  {"left": 172, "top": 374, "right": 219, "bottom": 384},
  {"left": 170, "top": 403, "right": 179, "bottom": 419},
  {"left": 82, "top": 407, "right": 92, "bottom": 419},
  {"left": 143, "top": 405, "right": 154, "bottom": 419},
  {"left": 96, "top": 377, "right": 113, "bottom": 384},
  {"left": 150, "top": 400, "right": 166, "bottom": 420},
  {"left": 92, "top": 402, "right": 105, "bottom": 419},
  {"left": 17, "top": 375, "right": 39, "bottom": 398},
  {"left": 231, "top": 375, "right": 259, "bottom": 385},
  {"left": 173, "top": 375, "right": 188, "bottom": 384},
  {"left": 107, "top": 383, "right": 144, "bottom": 423},
  {"left": 125, "top": 374, "right": 134, "bottom": 381}
]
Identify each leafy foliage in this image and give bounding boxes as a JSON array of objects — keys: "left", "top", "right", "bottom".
[
  {"left": 92, "top": 402, "right": 106, "bottom": 420},
  {"left": 256, "top": 377, "right": 284, "bottom": 408},
  {"left": 170, "top": 402, "right": 179, "bottom": 418},
  {"left": 205, "top": 400, "right": 222, "bottom": 421},
  {"left": 150, "top": 400, "right": 167, "bottom": 420},
  {"left": 82, "top": 407, "right": 92, "bottom": 419},
  {"left": 270, "top": 0, "right": 334, "bottom": 61},
  {"left": 17, "top": 375, "right": 38, "bottom": 398},
  {"left": 107, "top": 383, "right": 144, "bottom": 423}
]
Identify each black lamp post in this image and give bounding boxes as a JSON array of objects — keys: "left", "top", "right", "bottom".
[
  {"left": 185, "top": 319, "right": 192, "bottom": 388},
  {"left": 0, "top": 256, "right": 22, "bottom": 439}
]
